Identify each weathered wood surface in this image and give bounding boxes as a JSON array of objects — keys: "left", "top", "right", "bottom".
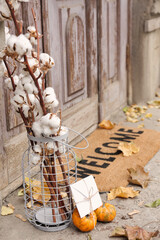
[
  {"left": 144, "top": 17, "right": 160, "bottom": 32},
  {"left": 98, "top": 0, "right": 128, "bottom": 120}
]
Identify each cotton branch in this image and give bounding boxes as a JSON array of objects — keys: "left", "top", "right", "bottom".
[
  {"left": 31, "top": 8, "right": 40, "bottom": 62},
  {"left": 5, "top": 0, "right": 22, "bottom": 36}
]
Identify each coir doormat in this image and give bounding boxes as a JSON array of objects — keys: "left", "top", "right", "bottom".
[{"left": 74, "top": 126, "right": 160, "bottom": 192}]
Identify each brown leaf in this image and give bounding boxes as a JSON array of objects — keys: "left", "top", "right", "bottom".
[
  {"left": 128, "top": 165, "right": 150, "bottom": 188},
  {"left": 110, "top": 227, "right": 127, "bottom": 237},
  {"left": 32, "top": 179, "right": 51, "bottom": 204},
  {"left": 125, "top": 225, "right": 159, "bottom": 240},
  {"left": 18, "top": 188, "right": 24, "bottom": 196},
  {"left": 127, "top": 210, "right": 140, "bottom": 216},
  {"left": 108, "top": 187, "right": 139, "bottom": 200},
  {"left": 15, "top": 214, "right": 27, "bottom": 222},
  {"left": 1, "top": 206, "right": 14, "bottom": 216},
  {"left": 99, "top": 120, "right": 115, "bottom": 130},
  {"left": 118, "top": 142, "right": 140, "bottom": 157},
  {"left": 7, "top": 203, "right": 15, "bottom": 210}
]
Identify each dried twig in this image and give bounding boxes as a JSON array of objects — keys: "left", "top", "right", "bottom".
[{"left": 31, "top": 8, "right": 40, "bottom": 62}]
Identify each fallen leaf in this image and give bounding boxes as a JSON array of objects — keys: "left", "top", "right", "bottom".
[
  {"left": 155, "top": 92, "right": 160, "bottom": 97},
  {"left": 127, "top": 210, "right": 140, "bottom": 216},
  {"left": 147, "top": 100, "right": 160, "bottom": 108},
  {"left": 75, "top": 154, "right": 83, "bottom": 162},
  {"left": 127, "top": 165, "right": 150, "bottom": 188},
  {"left": 125, "top": 225, "right": 159, "bottom": 240},
  {"left": 15, "top": 214, "right": 27, "bottom": 222},
  {"left": 32, "top": 179, "right": 51, "bottom": 204},
  {"left": 18, "top": 188, "right": 24, "bottom": 196},
  {"left": 110, "top": 226, "right": 159, "bottom": 240},
  {"left": 107, "top": 187, "right": 139, "bottom": 200},
  {"left": 138, "top": 123, "right": 144, "bottom": 128},
  {"left": 60, "top": 192, "right": 67, "bottom": 198},
  {"left": 26, "top": 201, "right": 32, "bottom": 209},
  {"left": 118, "top": 142, "right": 140, "bottom": 157},
  {"left": 7, "top": 203, "right": 15, "bottom": 210},
  {"left": 99, "top": 120, "right": 115, "bottom": 130},
  {"left": 1, "top": 206, "right": 14, "bottom": 216},
  {"left": 126, "top": 116, "right": 139, "bottom": 123},
  {"left": 87, "top": 234, "right": 93, "bottom": 240},
  {"left": 145, "top": 113, "right": 152, "bottom": 118},
  {"left": 157, "top": 119, "right": 160, "bottom": 122},
  {"left": 110, "top": 227, "right": 127, "bottom": 237},
  {"left": 123, "top": 106, "right": 129, "bottom": 113},
  {"left": 145, "top": 199, "right": 160, "bottom": 208}
]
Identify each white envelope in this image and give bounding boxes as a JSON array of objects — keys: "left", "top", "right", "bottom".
[{"left": 70, "top": 175, "right": 102, "bottom": 218}]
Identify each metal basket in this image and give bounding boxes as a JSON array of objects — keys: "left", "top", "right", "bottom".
[{"left": 22, "top": 127, "right": 88, "bottom": 232}]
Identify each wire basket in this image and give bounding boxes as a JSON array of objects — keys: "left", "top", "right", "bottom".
[{"left": 22, "top": 127, "right": 88, "bottom": 232}]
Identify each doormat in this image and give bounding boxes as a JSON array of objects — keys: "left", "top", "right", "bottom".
[{"left": 74, "top": 126, "right": 160, "bottom": 192}]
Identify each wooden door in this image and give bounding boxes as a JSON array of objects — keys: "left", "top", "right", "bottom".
[
  {"left": 42, "top": 0, "right": 98, "bottom": 142},
  {"left": 97, "top": 0, "right": 128, "bottom": 120}
]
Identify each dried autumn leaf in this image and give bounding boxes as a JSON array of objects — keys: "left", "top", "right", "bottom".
[
  {"left": 127, "top": 165, "right": 150, "bottom": 188},
  {"left": 26, "top": 201, "right": 32, "bottom": 209},
  {"left": 1, "top": 206, "right": 14, "bottom": 216},
  {"left": 138, "top": 123, "right": 144, "bottom": 128},
  {"left": 127, "top": 210, "right": 140, "bottom": 216},
  {"left": 118, "top": 142, "right": 139, "bottom": 157},
  {"left": 145, "top": 199, "right": 160, "bottom": 208},
  {"left": 110, "top": 227, "right": 127, "bottom": 237},
  {"left": 75, "top": 154, "right": 83, "bottom": 162},
  {"left": 15, "top": 214, "right": 27, "bottom": 222},
  {"left": 107, "top": 187, "right": 139, "bottom": 200},
  {"left": 18, "top": 188, "right": 24, "bottom": 196},
  {"left": 126, "top": 116, "right": 139, "bottom": 123},
  {"left": 145, "top": 113, "right": 152, "bottom": 118},
  {"left": 60, "top": 192, "right": 67, "bottom": 198},
  {"left": 125, "top": 225, "right": 159, "bottom": 240},
  {"left": 7, "top": 203, "right": 15, "bottom": 210},
  {"left": 99, "top": 119, "right": 115, "bottom": 130},
  {"left": 32, "top": 179, "right": 51, "bottom": 204}
]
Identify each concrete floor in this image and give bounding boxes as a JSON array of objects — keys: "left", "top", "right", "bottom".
[{"left": 0, "top": 100, "right": 160, "bottom": 240}]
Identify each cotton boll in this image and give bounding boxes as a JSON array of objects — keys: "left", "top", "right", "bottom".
[
  {"left": 27, "top": 57, "right": 39, "bottom": 71},
  {"left": 34, "top": 68, "right": 41, "bottom": 78},
  {"left": 22, "top": 104, "right": 30, "bottom": 117},
  {"left": 32, "top": 121, "right": 42, "bottom": 137},
  {"left": 5, "top": 27, "right": 10, "bottom": 43},
  {"left": 42, "top": 126, "right": 52, "bottom": 137},
  {"left": 59, "top": 126, "right": 68, "bottom": 136},
  {"left": 21, "top": 75, "right": 32, "bottom": 85},
  {"left": 28, "top": 94, "right": 36, "bottom": 105},
  {"left": 31, "top": 154, "right": 40, "bottom": 165},
  {"left": 16, "top": 34, "right": 32, "bottom": 56},
  {"left": 7, "top": 35, "right": 17, "bottom": 53},
  {"left": 48, "top": 115, "right": 60, "bottom": 129},
  {"left": 15, "top": 80, "right": 24, "bottom": 92},
  {"left": 0, "top": 61, "right": 6, "bottom": 77},
  {"left": 4, "top": 75, "right": 19, "bottom": 90},
  {"left": 33, "top": 144, "right": 42, "bottom": 154},
  {"left": 40, "top": 113, "right": 50, "bottom": 126},
  {"left": 39, "top": 53, "right": 55, "bottom": 71},
  {"left": 43, "top": 87, "right": 56, "bottom": 97},
  {"left": 11, "top": 93, "right": 26, "bottom": 111},
  {"left": 24, "top": 82, "right": 34, "bottom": 94},
  {"left": 32, "top": 83, "right": 38, "bottom": 94}
]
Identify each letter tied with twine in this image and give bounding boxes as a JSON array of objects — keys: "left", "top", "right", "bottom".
[{"left": 70, "top": 175, "right": 102, "bottom": 218}]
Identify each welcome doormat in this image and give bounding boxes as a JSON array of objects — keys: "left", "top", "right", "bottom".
[{"left": 74, "top": 126, "right": 160, "bottom": 192}]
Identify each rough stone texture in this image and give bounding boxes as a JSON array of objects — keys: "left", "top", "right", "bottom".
[
  {"left": 131, "top": 0, "right": 160, "bottom": 103},
  {"left": 151, "top": 0, "right": 160, "bottom": 14}
]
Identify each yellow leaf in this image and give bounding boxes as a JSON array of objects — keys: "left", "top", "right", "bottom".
[
  {"left": 118, "top": 142, "right": 140, "bottom": 157},
  {"left": 18, "top": 188, "right": 24, "bottom": 196},
  {"left": 15, "top": 214, "right": 27, "bottom": 222},
  {"left": 138, "top": 123, "right": 144, "bottom": 128},
  {"left": 107, "top": 187, "right": 139, "bottom": 200},
  {"left": 145, "top": 113, "right": 152, "bottom": 118},
  {"left": 99, "top": 120, "right": 115, "bottom": 130},
  {"left": 1, "top": 206, "right": 14, "bottom": 216},
  {"left": 32, "top": 179, "right": 51, "bottom": 204},
  {"left": 126, "top": 116, "right": 139, "bottom": 123}
]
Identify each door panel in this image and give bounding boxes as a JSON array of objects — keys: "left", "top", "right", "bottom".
[{"left": 98, "top": 0, "right": 128, "bottom": 120}]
